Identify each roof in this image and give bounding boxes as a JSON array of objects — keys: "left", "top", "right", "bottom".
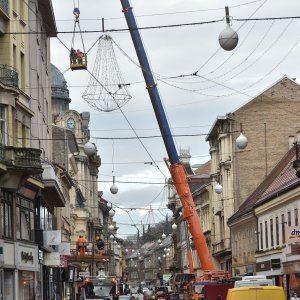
[
  {"left": 194, "top": 160, "right": 211, "bottom": 176},
  {"left": 38, "top": 0, "right": 57, "bottom": 37},
  {"left": 228, "top": 145, "right": 299, "bottom": 224},
  {"left": 51, "top": 64, "right": 71, "bottom": 102}
]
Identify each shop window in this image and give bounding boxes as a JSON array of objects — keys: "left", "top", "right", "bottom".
[
  {"left": 1, "top": 191, "right": 13, "bottom": 238},
  {"left": 16, "top": 196, "right": 34, "bottom": 241},
  {"left": 19, "top": 271, "right": 35, "bottom": 300}
]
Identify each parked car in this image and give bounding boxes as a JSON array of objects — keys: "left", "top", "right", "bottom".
[
  {"left": 155, "top": 286, "right": 171, "bottom": 299},
  {"left": 143, "top": 287, "right": 154, "bottom": 299}
]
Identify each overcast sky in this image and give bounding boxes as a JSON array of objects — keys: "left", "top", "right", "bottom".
[{"left": 51, "top": 0, "right": 300, "bottom": 238}]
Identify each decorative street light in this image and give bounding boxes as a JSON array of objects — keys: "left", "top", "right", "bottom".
[
  {"left": 83, "top": 141, "right": 96, "bottom": 156},
  {"left": 172, "top": 223, "right": 177, "bottom": 231},
  {"left": 108, "top": 208, "right": 115, "bottom": 217},
  {"left": 157, "top": 239, "right": 161, "bottom": 244},
  {"left": 214, "top": 183, "right": 223, "bottom": 194},
  {"left": 236, "top": 133, "right": 248, "bottom": 150},
  {"left": 110, "top": 176, "right": 118, "bottom": 194},
  {"left": 162, "top": 233, "right": 166, "bottom": 239},
  {"left": 108, "top": 224, "right": 114, "bottom": 231},
  {"left": 219, "top": 6, "right": 238, "bottom": 51}
]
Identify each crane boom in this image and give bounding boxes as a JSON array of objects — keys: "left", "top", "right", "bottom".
[{"left": 120, "top": 0, "right": 214, "bottom": 271}]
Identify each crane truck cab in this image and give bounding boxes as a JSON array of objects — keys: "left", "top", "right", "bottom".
[{"left": 234, "top": 275, "right": 274, "bottom": 288}]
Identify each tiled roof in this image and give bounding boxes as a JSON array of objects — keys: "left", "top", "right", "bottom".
[
  {"left": 228, "top": 145, "right": 299, "bottom": 223},
  {"left": 194, "top": 160, "right": 211, "bottom": 175}
]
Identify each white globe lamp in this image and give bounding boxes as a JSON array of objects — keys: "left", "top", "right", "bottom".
[
  {"left": 214, "top": 183, "right": 223, "bottom": 194},
  {"left": 219, "top": 25, "right": 238, "bottom": 51},
  {"left": 162, "top": 233, "right": 166, "bottom": 239},
  {"left": 110, "top": 176, "right": 118, "bottom": 194},
  {"left": 108, "top": 224, "right": 114, "bottom": 231},
  {"left": 172, "top": 223, "right": 177, "bottom": 231},
  {"left": 83, "top": 141, "right": 96, "bottom": 156},
  {"left": 236, "top": 133, "right": 248, "bottom": 150},
  {"left": 108, "top": 209, "right": 115, "bottom": 218}
]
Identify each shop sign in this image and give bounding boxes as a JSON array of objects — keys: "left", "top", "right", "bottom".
[
  {"left": 44, "top": 252, "right": 60, "bottom": 267},
  {"left": 38, "top": 250, "right": 43, "bottom": 263},
  {"left": 286, "top": 226, "right": 300, "bottom": 244},
  {"left": 58, "top": 243, "right": 70, "bottom": 255},
  {"left": 60, "top": 255, "right": 68, "bottom": 268},
  {"left": 44, "top": 230, "right": 62, "bottom": 245},
  {"left": 15, "top": 243, "right": 39, "bottom": 271},
  {"left": 79, "top": 272, "right": 90, "bottom": 277},
  {"left": 256, "top": 260, "right": 271, "bottom": 272}
]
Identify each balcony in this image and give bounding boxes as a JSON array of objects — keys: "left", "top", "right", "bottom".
[
  {"left": 0, "top": 65, "right": 18, "bottom": 89},
  {"left": 42, "top": 163, "right": 66, "bottom": 207},
  {"left": 0, "top": 0, "right": 8, "bottom": 17},
  {"left": 2, "top": 146, "right": 42, "bottom": 174},
  {"left": 213, "top": 202, "right": 223, "bottom": 215}
]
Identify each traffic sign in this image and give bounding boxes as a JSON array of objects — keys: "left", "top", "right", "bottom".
[{"left": 79, "top": 272, "right": 90, "bottom": 277}]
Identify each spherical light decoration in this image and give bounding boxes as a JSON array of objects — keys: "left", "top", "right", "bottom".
[
  {"left": 138, "top": 252, "right": 140, "bottom": 256},
  {"left": 162, "top": 233, "right": 166, "bottom": 239},
  {"left": 172, "top": 223, "right": 177, "bottom": 231},
  {"left": 108, "top": 224, "right": 114, "bottom": 231},
  {"left": 113, "top": 240, "right": 117, "bottom": 245},
  {"left": 130, "top": 258, "right": 133, "bottom": 261},
  {"left": 164, "top": 248, "right": 167, "bottom": 252},
  {"left": 157, "top": 239, "right": 161, "bottom": 244},
  {"left": 166, "top": 253, "right": 170, "bottom": 256},
  {"left": 163, "top": 254, "right": 166, "bottom": 258},
  {"left": 108, "top": 209, "right": 115, "bottom": 217},
  {"left": 125, "top": 249, "right": 129, "bottom": 253},
  {"left": 110, "top": 183, "right": 118, "bottom": 195},
  {"left": 219, "top": 25, "right": 239, "bottom": 51},
  {"left": 83, "top": 141, "right": 96, "bottom": 156},
  {"left": 158, "top": 257, "right": 161, "bottom": 260},
  {"left": 117, "top": 245, "right": 121, "bottom": 249},
  {"left": 109, "top": 234, "right": 114, "bottom": 240},
  {"left": 236, "top": 133, "right": 248, "bottom": 150},
  {"left": 214, "top": 183, "right": 223, "bottom": 194},
  {"left": 131, "top": 249, "right": 134, "bottom": 253}
]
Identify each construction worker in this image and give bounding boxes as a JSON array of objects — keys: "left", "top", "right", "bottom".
[
  {"left": 96, "top": 236, "right": 105, "bottom": 256},
  {"left": 77, "top": 235, "right": 87, "bottom": 256}
]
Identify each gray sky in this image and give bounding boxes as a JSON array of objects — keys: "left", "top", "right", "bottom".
[{"left": 51, "top": 0, "right": 300, "bottom": 238}]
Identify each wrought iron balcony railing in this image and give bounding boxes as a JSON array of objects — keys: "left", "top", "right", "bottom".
[
  {"left": 0, "top": 64, "right": 19, "bottom": 89},
  {"left": 0, "top": 0, "right": 8, "bottom": 15}
]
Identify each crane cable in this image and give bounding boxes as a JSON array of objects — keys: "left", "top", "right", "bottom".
[{"left": 71, "top": 0, "right": 86, "bottom": 54}]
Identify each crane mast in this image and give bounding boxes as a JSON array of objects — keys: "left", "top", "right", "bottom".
[{"left": 120, "top": 0, "right": 214, "bottom": 272}]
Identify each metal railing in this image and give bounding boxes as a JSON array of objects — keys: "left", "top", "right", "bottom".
[
  {"left": 0, "top": 64, "right": 18, "bottom": 89},
  {"left": 0, "top": 0, "right": 8, "bottom": 15}
]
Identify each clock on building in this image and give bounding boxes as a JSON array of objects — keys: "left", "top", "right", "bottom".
[{"left": 66, "top": 117, "right": 76, "bottom": 130}]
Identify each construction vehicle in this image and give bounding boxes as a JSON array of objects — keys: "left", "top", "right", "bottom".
[{"left": 120, "top": 0, "right": 234, "bottom": 299}]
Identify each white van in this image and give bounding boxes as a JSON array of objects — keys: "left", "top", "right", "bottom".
[{"left": 234, "top": 275, "right": 274, "bottom": 288}]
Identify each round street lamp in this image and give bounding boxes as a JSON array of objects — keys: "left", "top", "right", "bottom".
[
  {"left": 108, "top": 224, "right": 114, "bottom": 231},
  {"left": 162, "top": 233, "right": 166, "bottom": 239},
  {"left": 236, "top": 133, "right": 248, "bottom": 150},
  {"left": 110, "top": 176, "right": 118, "bottom": 194},
  {"left": 108, "top": 209, "right": 115, "bottom": 217},
  {"left": 157, "top": 239, "right": 161, "bottom": 243},
  {"left": 219, "top": 6, "right": 238, "bottom": 51},
  {"left": 83, "top": 141, "right": 96, "bottom": 156},
  {"left": 214, "top": 183, "right": 223, "bottom": 194},
  {"left": 172, "top": 223, "right": 177, "bottom": 231}
]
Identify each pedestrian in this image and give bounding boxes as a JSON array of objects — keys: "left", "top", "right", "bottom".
[{"left": 291, "top": 293, "right": 299, "bottom": 300}]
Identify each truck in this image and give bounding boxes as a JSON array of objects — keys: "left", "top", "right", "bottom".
[{"left": 120, "top": 0, "right": 235, "bottom": 299}]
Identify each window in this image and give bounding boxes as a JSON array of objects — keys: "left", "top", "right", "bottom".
[
  {"left": 1, "top": 191, "right": 13, "bottom": 238},
  {"left": 281, "top": 214, "right": 285, "bottom": 244},
  {"left": 270, "top": 219, "right": 274, "bottom": 247},
  {"left": 16, "top": 196, "right": 34, "bottom": 241},
  {"left": 20, "top": 52, "right": 25, "bottom": 91},
  {"left": 295, "top": 208, "right": 299, "bottom": 226},
  {"left": 288, "top": 211, "right": 291, "bottom": 226},
  {"left": 260, "top": 223, "right": 263, "bottom": 249},
  {"left": 0, "top": 105, "right": 7, "bottom": 145},
  {"left": 40, "top": 204, "right": 56, "bottom": 231},
  {"left": 275, "top": 216, "right": 279, "bottom": 246},
  {"left": 265, "top": 221, "right": 268, "bottom": 248}
]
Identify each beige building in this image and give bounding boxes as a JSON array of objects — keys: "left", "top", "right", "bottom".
[{"left": 207, "top": 76, "right": 300, "bottom": 273}]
